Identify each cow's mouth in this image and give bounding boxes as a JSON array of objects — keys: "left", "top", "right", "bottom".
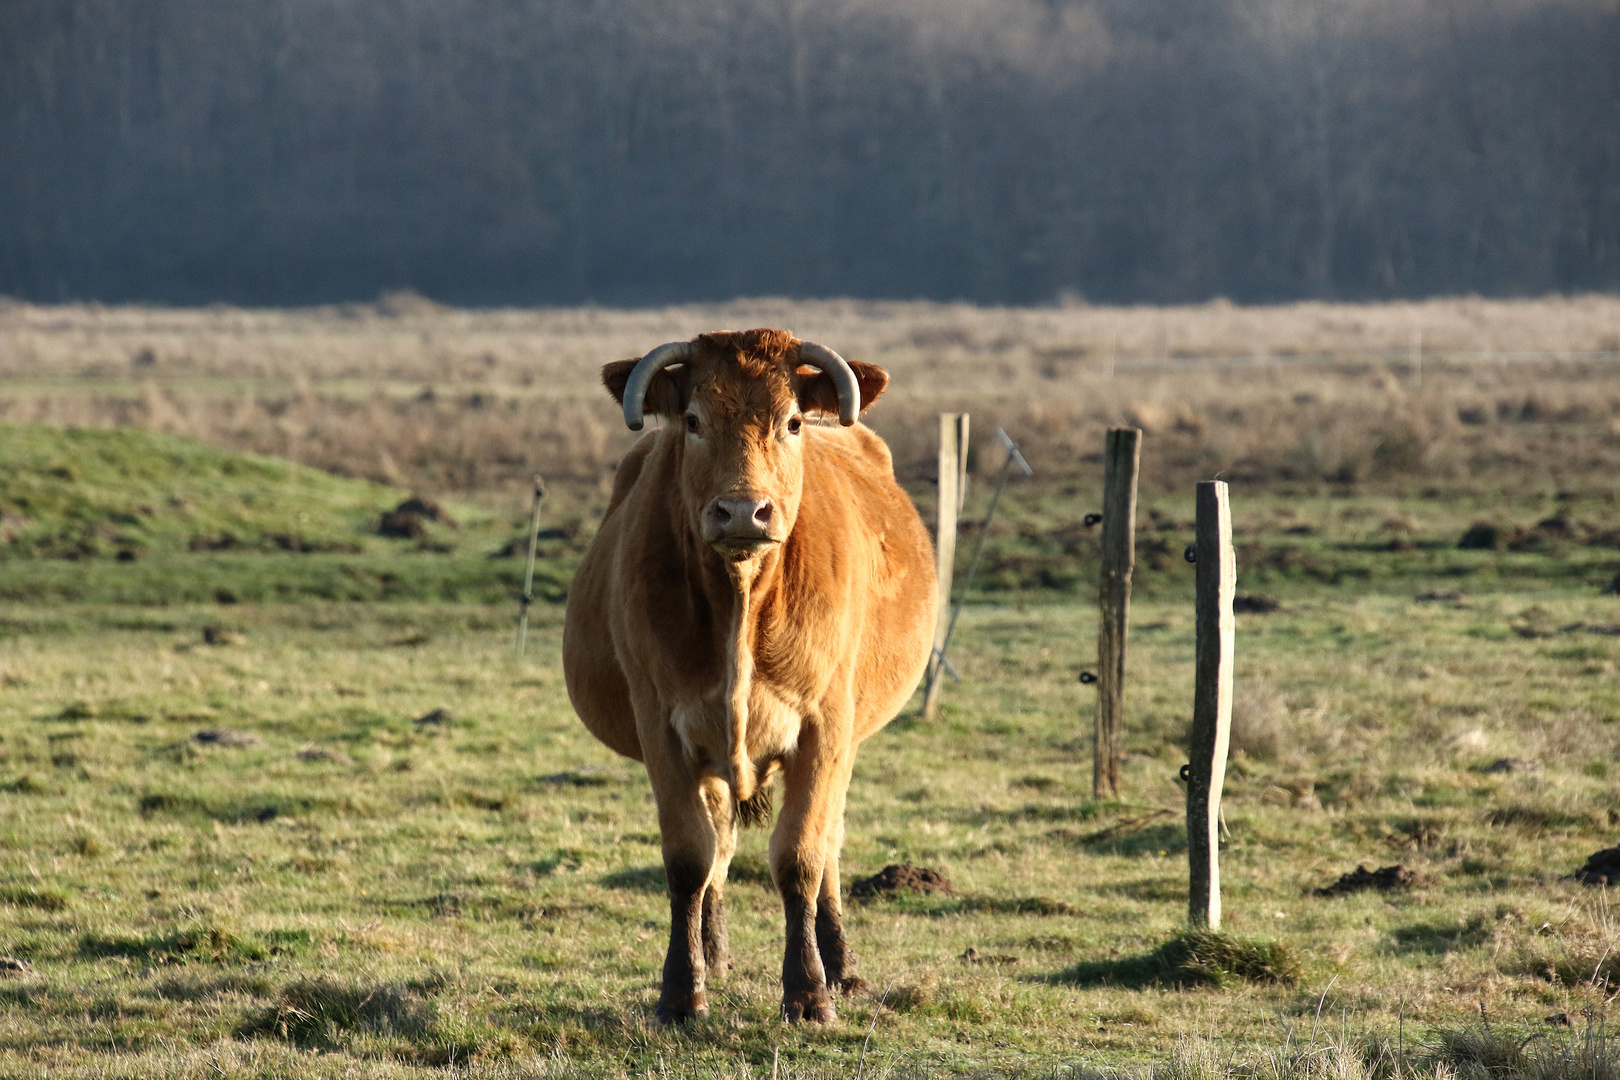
[{"left": 712, "top": 536, "right": 781, "bottom": 561}]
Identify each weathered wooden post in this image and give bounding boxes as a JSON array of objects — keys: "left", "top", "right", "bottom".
[
  {"left": 1094, "top": 428, "right": 1141, "bottom": 799},
  {"left": 514, "top": 475, "right": 548, "bottom": 655},
  {"left": 923, "top": 413, "right": 969, "bottom": 720},
  {"left": 1187, "top": 480, "right": 1235, "bottom": 929}
]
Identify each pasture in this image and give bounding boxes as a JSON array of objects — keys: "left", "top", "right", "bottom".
[{"left": 1, "top": 298, "right": 1619, "bottom": 1077}]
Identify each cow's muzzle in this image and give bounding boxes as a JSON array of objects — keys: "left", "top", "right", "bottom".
[{"left": 704, "top": 497, "right": 781, "bottom": 558}]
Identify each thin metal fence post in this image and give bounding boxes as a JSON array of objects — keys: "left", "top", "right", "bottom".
[
  {"left": 924, "top": 427, "right": 1028, "bottom": 720},
  {"left": 1094, "top": 428, "right": 1140, "bottom": 799},
  {"left": 1187, "top": 480, "right": 1235, "bottom": 929},
  {"left": 515, "top": 475, "right": 547, "bottom": 655}
]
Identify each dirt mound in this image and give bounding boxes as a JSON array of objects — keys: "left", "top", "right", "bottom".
[
  {"left": 1417, "top": 589, "right": 1467, "bottom": 603},
  {"left": 1232, "top": 594, "right": 1281, "bottom": 614},
  {"left": 849, "top": 862, "right": 955, "bottom": 901},
  {"left": 1481, "top": 757, "right": 1537, "bottom": 774},
  {"left": 1315, "top": 864, "right": 1417, "bottom": 897},
  {"left": 1458, "top": 523, "right": 1503, "bottom": 550},
  {"left": 414, "top": 708, "right": 452, "bottom": 728},
  {"left": 1574, "top": 846, "right": 1620, "bottom": 886},
  {"left": 193, "top": 728, "right": 259, "bottom": 748},
  {"left": 392, "top": 496, "right": 457, "bottom": 526},
  {"left": 379, "top": 495, "right": 456, "bottom": 539},
  {"left": 378, "top": 511, "right": 428, "bottom": 539}
]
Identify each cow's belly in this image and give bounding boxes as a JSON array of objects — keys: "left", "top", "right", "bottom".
[{"left": 669, "top": 683, "right": 803, "bottom": 777}]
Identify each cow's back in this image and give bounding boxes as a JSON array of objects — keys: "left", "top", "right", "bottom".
[{"left": 788, "top": 423, "right": 936, "bottom": 740}]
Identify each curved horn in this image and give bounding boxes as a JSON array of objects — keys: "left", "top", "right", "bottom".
[
  {"left": 621, "top": 341, "right": 697, "bottom": 431},
  {"left": 797, "top": 342, "right": 861, "bottom": 426}
]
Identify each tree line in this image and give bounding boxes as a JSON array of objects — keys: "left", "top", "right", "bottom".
[{"left": 1, "top": 0, "right": 1616, "bottom": 306}]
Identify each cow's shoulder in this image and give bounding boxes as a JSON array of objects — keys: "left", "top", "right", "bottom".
[
  {"left": 805, "top": 422, "right": 895, "bottom": 481},
  {"left": 603, "top": 432, "right": 666, "bottom": 519}
]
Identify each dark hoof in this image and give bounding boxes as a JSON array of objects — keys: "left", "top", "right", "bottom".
[
  {"left": 782, "top": 990, "right": 836, "bottom": 1024},
  {"left": 836, "top": 975, "right": 869, "bottom": 997},
  {"left": 655, "top": 992, "right": 709, "bottom": 1026}
]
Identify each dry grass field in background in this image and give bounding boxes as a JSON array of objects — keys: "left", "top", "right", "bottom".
[{"left": 2, "top": 294, "right": 1618, "bottom": 504}]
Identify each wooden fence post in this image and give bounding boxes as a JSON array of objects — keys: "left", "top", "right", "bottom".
[
  {"left": 1094, "top": 428, "right": 1140, "bottom": 799},
  {"left": 923, "top": 414, "right": 969, "bottom": 720},
  {"left": 1187, "top": 480, "right": 1235, "bottom": 929}
]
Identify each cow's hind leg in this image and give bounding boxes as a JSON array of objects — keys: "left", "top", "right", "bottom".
[{"left": 815, "top": 821, "right": 867, "bottom": 995}]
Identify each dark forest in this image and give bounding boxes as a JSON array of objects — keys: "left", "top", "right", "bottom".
[{"left": 2, "top": 0, "right": 1617, "bottom": 306}]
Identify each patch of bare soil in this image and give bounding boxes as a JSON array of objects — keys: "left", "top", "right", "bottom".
[
  {"left": 193, "top": 728, "right": 259, "bottom": 748},
  {"left": 849, "top": 862, "right": 955, "bottom": 901},
  {"left": 379, "top": 496, "right": 457, "bottom": 539},
  {"left": 1574, "top": 846, "right": 1620, "bottom": 886},
  {"left": 392, "top": 496, "right": 457, "bottom": 526},
  {"left": 296, "top": 744, "right": 354, "bottom": 765},
  {"left": 1481, "top": 758, "right": 1538, "bottom": 774},
  {"left": 1232, "top": 594, "right": 1281, "bottom": 613},
  {"left": 1314, "top": 864, "right": 1418, "bottom": 897}
]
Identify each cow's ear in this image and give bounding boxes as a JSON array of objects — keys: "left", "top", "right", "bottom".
[
  {"left": 797, "top": 360, "right": 888, "bottom": 418},
  {"left": 602, "top": 359, "right": 688, "bottom": 417}
]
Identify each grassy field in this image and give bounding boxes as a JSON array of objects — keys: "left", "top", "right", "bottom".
[{"left": 1, "top": 298, "right": 1620, "bottom": 1077}]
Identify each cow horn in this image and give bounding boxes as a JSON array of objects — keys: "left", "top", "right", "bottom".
[
  {"left": 797, "top": 342, "right": 861, "bottom": 426},
  {"left": 621, "top": 341, "right": 698, "bottom": 431}
]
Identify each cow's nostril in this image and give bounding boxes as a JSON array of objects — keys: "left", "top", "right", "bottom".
[
  {"left": 713, "top": 503, "right": 731, "bottom": 525},
  {"left": 753, "top": 503, "right": 773, "bottom": 525}
]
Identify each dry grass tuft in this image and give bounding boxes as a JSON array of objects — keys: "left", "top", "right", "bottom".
[
  {"left": 1231, "top": 678, "right": 1290, "bottom": 761},
  {"left": 240, "top": 976, "right": 442, "bottom": 1047}
]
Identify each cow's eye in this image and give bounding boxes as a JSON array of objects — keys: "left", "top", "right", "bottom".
[
  {"left": 787, "top": 416, "right": 802, "bottom": 435},
  {"left": 685, "top": 414, "right": 700, "bottom": 434}
]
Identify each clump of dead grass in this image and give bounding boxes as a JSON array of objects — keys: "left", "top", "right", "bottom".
[
  {"left": 1231, "top": 678, "right": 1290, "bottom": 761},
  {"left": 239, "top": 975, "right": 444, "bottom": 1047}
]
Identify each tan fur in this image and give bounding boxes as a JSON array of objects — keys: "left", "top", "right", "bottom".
[{"left": 563, "top": 329, "right": 935, "bottom": 1024}]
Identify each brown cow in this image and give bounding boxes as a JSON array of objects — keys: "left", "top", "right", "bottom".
[{"left": 562, "top": 328, "right": 935, "bottom": 1024}]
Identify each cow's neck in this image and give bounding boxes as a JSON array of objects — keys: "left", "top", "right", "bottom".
[{"left": 692, "top": 542, "right": 787, "bottom": 805}]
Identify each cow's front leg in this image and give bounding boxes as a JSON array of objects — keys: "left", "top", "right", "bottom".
[
  {"left": 644, "top": 734, "right": 718, "bottom": 1025},
  {"left": 699, "top": 776, "right": 737, "bottom": 975},
  {"left": 658, "top": 848, "right": 709, "bottom": 1024},
  {"left": 816, "top": 822, "right": 867, "bottom": 995},
  {"left": 771, "top": 714, "right": 853, "bottom": 1023}
]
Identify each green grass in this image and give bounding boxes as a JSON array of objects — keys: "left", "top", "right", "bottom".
[
  {"left": 0, "top": 426, "right": 1618, "bottom": 1076},
  {"left": 0, "top": 422, "right": 400, "bottom": 555},
  {"left": 0, "top": 585, "right": 1617, "bottom": 1077},
  {"left": 0, "top": 424, "right": 573, "bottom": 603}
]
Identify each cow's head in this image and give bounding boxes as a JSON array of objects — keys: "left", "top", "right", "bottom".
[{"left": 603, "top": 329, "right": 887, "bottom": 562}]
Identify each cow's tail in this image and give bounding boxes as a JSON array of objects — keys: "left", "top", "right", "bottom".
[{"left": 736, "top": 768, "right": 776, "bottom": 829}]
